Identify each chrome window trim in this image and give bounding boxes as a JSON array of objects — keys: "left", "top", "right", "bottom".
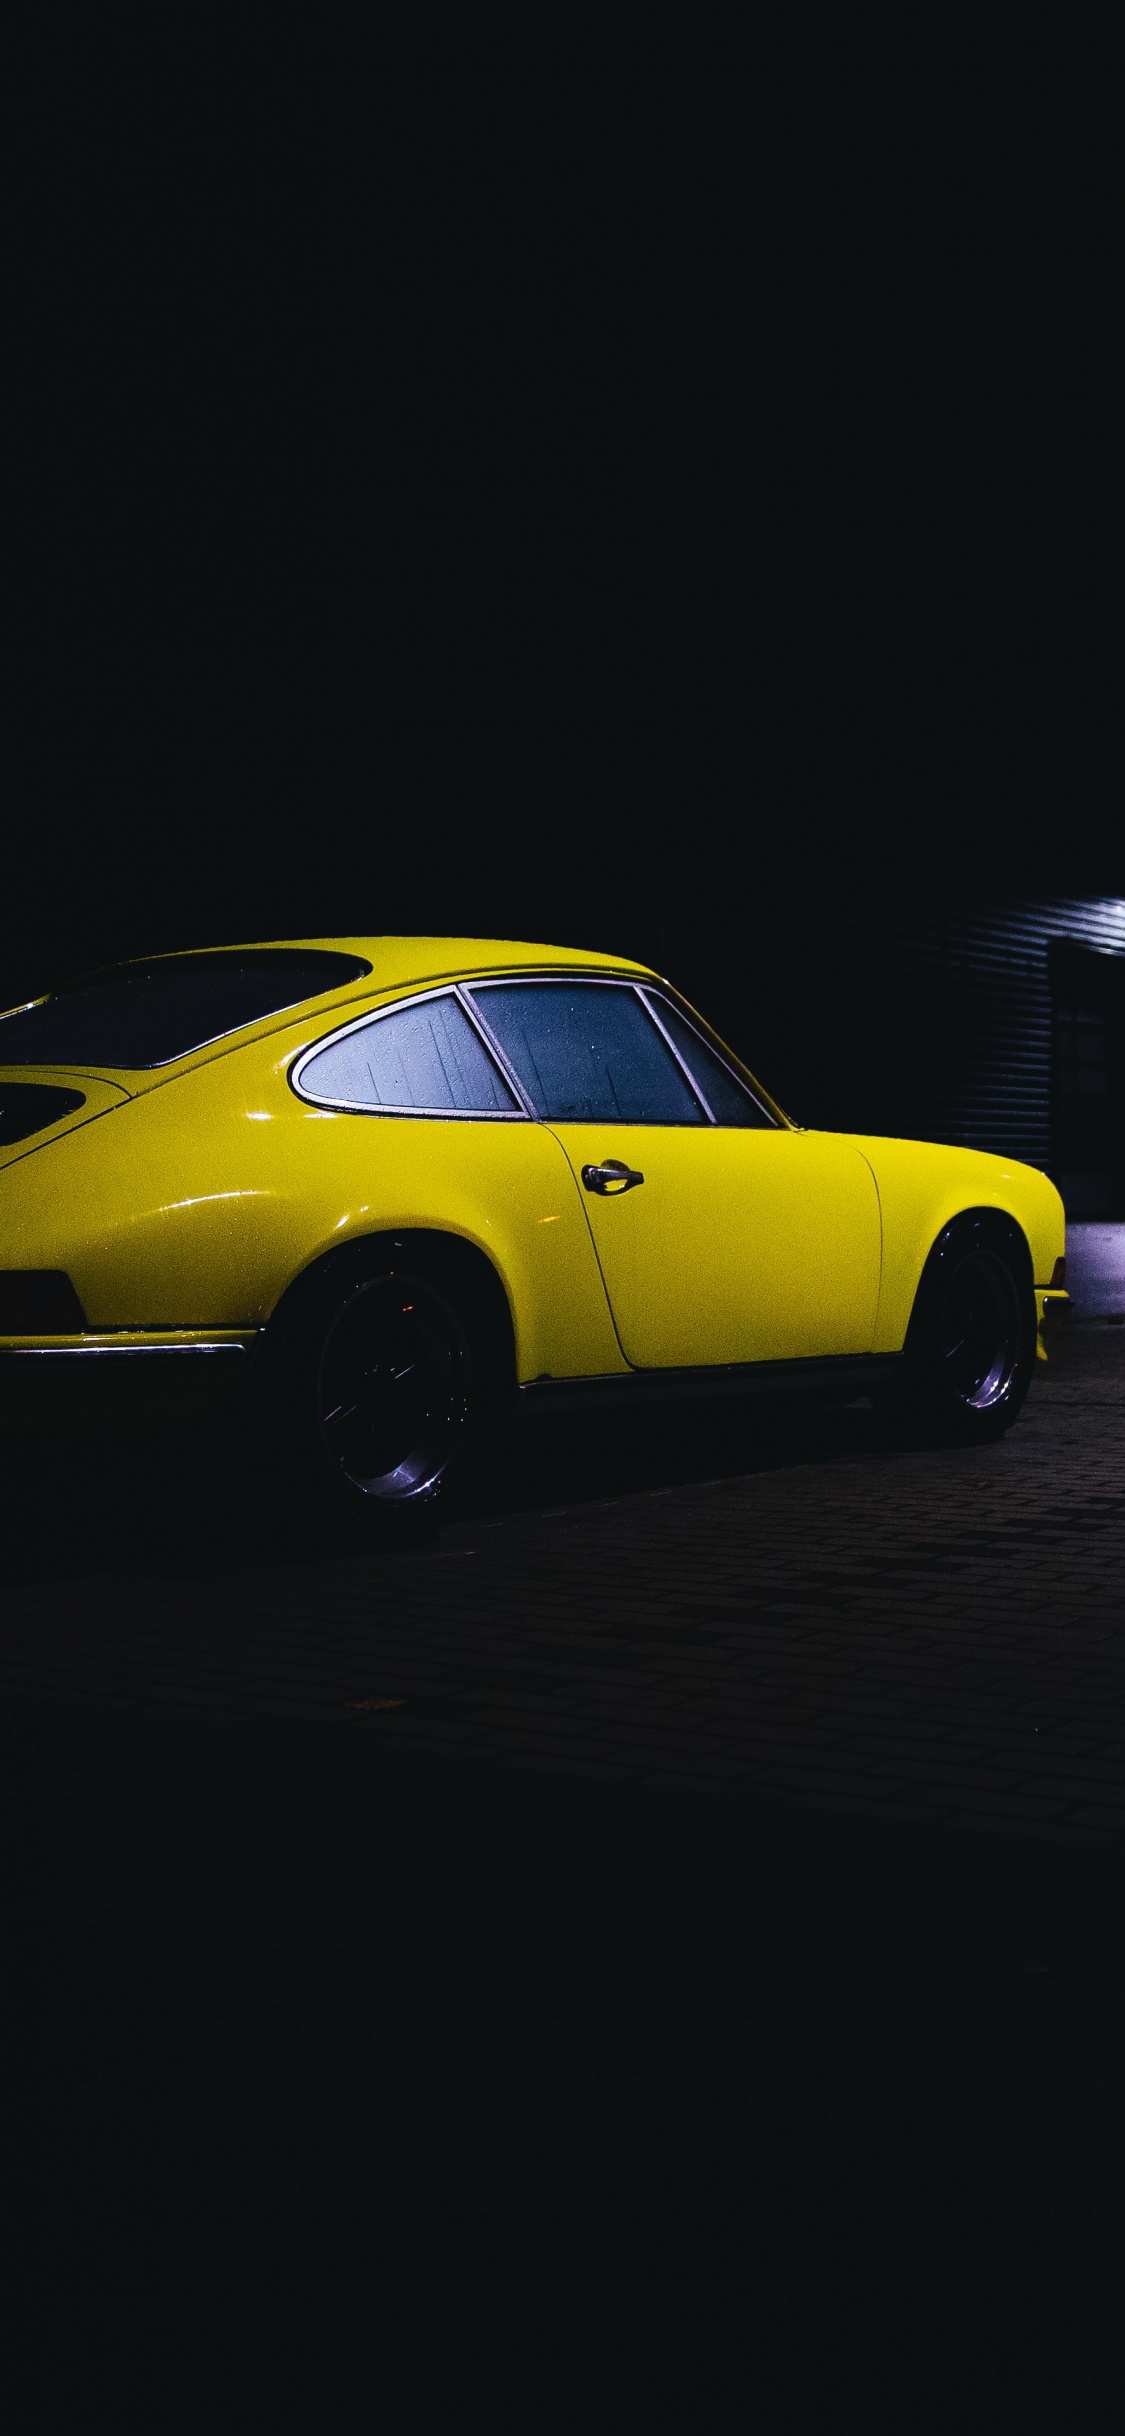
[
  {"left": 462, "top": 974, "right": 710, "bottom": 1127},
  {"left": 637, "top": 986, "right": 779, "bottom": 1128},
  {"left": 450, "top": 986, "right": 537, "bottom": 1114},
  {"left": 288, "top": 985, "right": 530, "bottom": 1119},
  {"left": 290, "top": 967, "right": 781, "bottom": 1129},
  {"left": 463, "top": 972, "right": 778, "bottom": 1129},
  {"left": 636, "top": 989, "right": 717, "bottom": 1121}
]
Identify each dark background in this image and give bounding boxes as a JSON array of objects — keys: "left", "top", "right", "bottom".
[
  {"left": 6, "top": 24, "right": 1125, "bottom": 2424},
  {"left": 7, "top": 13, "right": 1124, "bottom": 1065}
]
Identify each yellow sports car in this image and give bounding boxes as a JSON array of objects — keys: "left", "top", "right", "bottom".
[{"left": 0, "top": 936, "right": 1066, "bottom": 1523}]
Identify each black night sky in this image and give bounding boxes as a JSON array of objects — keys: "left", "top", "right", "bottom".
[{"left": 8, "top": 15, "right": 1123, "bottom": 1013}]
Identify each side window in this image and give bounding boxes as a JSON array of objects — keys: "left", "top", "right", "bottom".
[
  {"left": 645, "top": 997, "right": 775, "bottom": 1127},
  {"left": 296, "top": 993, "right": 519, "bottom": 1114},
  {"left": 469, "top": 982, "right": 707, "bottom": 1124}
]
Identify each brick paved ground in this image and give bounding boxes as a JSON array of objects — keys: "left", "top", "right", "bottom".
[
  {"left": 2, "top": 1310, "right": 1124, "bottom": 1844},
  {"left": 4, "top": 1305, "right": 1125, "bottom": 2431}
]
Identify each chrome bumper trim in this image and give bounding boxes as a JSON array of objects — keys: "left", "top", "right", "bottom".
[{"left": 0, "top": 1341, "right": 251, "bottom": 1361}]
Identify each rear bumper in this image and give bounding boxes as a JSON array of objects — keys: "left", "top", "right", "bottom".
[{"left": 0, "top": 1331, "right": 258, "bottom": 1431}]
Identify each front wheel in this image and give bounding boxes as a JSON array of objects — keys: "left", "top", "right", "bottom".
[{"left": 884, "top": 1211, "right": 1036, "bottom": 1447}]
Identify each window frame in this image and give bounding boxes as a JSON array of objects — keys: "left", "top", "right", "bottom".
[
  {"left": 634, "top": 987, "right": 781, "bottom": 1128},
  {"left": 290, "top": 971, "right": 784, "bottom": 1129},
  {"left": 463, "top": 975, "right": 782, "bottom": 1129},
  {"left": 288, "top": 984, "right": 531, "bottom": 1119}
]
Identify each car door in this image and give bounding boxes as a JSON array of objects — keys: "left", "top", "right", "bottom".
[{"left": 467, "top": 977, "right": 882, "bottom": 1370}]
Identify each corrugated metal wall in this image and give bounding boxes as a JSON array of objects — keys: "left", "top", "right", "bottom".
[
  {"left": 825, "top": 896, "right": 1125, "bottom": 1167},
  {"left": 670, "top": 894, "right": 1125, "bottom": 1193}
]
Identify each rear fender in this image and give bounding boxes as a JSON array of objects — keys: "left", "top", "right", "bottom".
[{"left": 0, "top": 1040, "right": 626, "bottom": 1386}]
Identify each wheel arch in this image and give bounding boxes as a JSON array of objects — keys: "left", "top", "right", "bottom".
[
  {"left": 260, "top": 1224, "right": 519, "bottom": 1395},
  {"left": 902, "top": 1204, "right": 1035, "bottom": 1353},
  {"left": 853, "top": 1132, "right": 1063, "bottom": 1353}
]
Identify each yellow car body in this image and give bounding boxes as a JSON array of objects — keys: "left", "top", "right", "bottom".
[{"left": 0, "top": 936, "right": 1066, "bottom": 1445}]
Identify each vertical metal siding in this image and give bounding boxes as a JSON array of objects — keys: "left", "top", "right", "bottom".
[
  {"left": 674, "top": 895, "right": 1125, "bottom": 1175},
  {"left": 818, "top": 896, "right": 1125, "bottom": 1169}
]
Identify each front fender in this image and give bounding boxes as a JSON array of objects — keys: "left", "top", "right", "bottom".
[{"left": 837, "top": 1134, "right": 1066, "bottom": 1351}]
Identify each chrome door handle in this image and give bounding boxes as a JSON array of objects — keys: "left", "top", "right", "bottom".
[{"left": 581, "top": 1160, "right": 646, "bottom": 1196}]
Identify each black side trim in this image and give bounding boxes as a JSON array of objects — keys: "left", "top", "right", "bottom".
[
  {"left": 0, "top": 1271, "right": 88, "bottom": 1331},
  {"left": 518, "top": 1353, "right": 903, "bottom": 1413}
]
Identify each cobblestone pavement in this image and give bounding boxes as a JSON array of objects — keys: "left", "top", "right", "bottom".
[{"left": 3, "top": 1314, "right": 1124, "bottom": 1845}]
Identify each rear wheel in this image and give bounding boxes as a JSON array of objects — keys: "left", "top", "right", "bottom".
[
  {"left": 317, "top": 1272, "right": 473, "bottom": 1503},
  {"left": 886, "top": 1211, "right": 1036, "bottom": 1446},
  {"left": 260, "top": 1239, "right": 512, "bottom": 1535}
]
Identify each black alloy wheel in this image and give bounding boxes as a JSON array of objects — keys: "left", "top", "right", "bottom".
[
  {"left": 893, "top": 1211, "right": 1036, "bottom": 1445},
  {"left": 314, "top": 1271, "right": 474, "bottom": 1506},
  {"left": 938, "top": 1246, "right": 1023, "bottom": 1412}
]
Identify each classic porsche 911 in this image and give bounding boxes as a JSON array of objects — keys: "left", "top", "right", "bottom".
[{"left": 0, "top": 936, "right": 1067, "bottom": 1525}]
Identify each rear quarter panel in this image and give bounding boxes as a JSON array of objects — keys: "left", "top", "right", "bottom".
[
  {"left": 0, "top": 1017, "right": 626, "bottom": 1383},
  {"left": 835, "top": 1133, "right": 1067, "bottom": 1350}
]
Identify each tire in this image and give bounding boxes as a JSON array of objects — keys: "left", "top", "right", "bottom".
[
  {"left": 887, "top": 1209, "right": 1036, "bottom": 1447},
  {"left": 257, "top": 1236, "right": 513, "bottom": 1536}
]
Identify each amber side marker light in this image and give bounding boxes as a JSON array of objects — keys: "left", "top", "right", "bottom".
[{"left": 1049, "top": 1256, "right": 1067, "bottom": 1288}]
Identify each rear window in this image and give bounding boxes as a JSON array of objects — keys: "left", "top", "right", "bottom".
[
  {"left": 296, "top": 993, "right": 519, "bottom": 1114},
  {"left": 0, "top": 1080, "right": 86, "bottom": 1145},
  {"left": 0, "top": 950, "right": 372, "bottom": 1070}
]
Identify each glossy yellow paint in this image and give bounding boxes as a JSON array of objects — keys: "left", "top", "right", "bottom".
[
  {"left": 1036, "top": 1288, "right": 1070, "bottom": 1359},
  {"left": 0, "top": 937, "right": 1068, "bottom": 1422},
  {"left": 546, "top": 1123, "right": 882, "bottom": 1364},
  {"left": 0, "top": 992, "right": 628, "bottom": 1385},
  {"left": 0, "top": 1070, "right": 130, "bottom": 1175},
  {"left": 3, "top": 936, "right": 642, "bottom": 1109},
  {"left": 833, "top": 1133, "right": 1067, "bottom": 1348}
]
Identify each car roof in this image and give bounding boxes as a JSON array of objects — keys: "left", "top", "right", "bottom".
[
  {"left": 160, "top": 935, "right": 653, "bottom": 988},
  {"left": 0, "top": 936, "right": 661, "bottom": 1089}
]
